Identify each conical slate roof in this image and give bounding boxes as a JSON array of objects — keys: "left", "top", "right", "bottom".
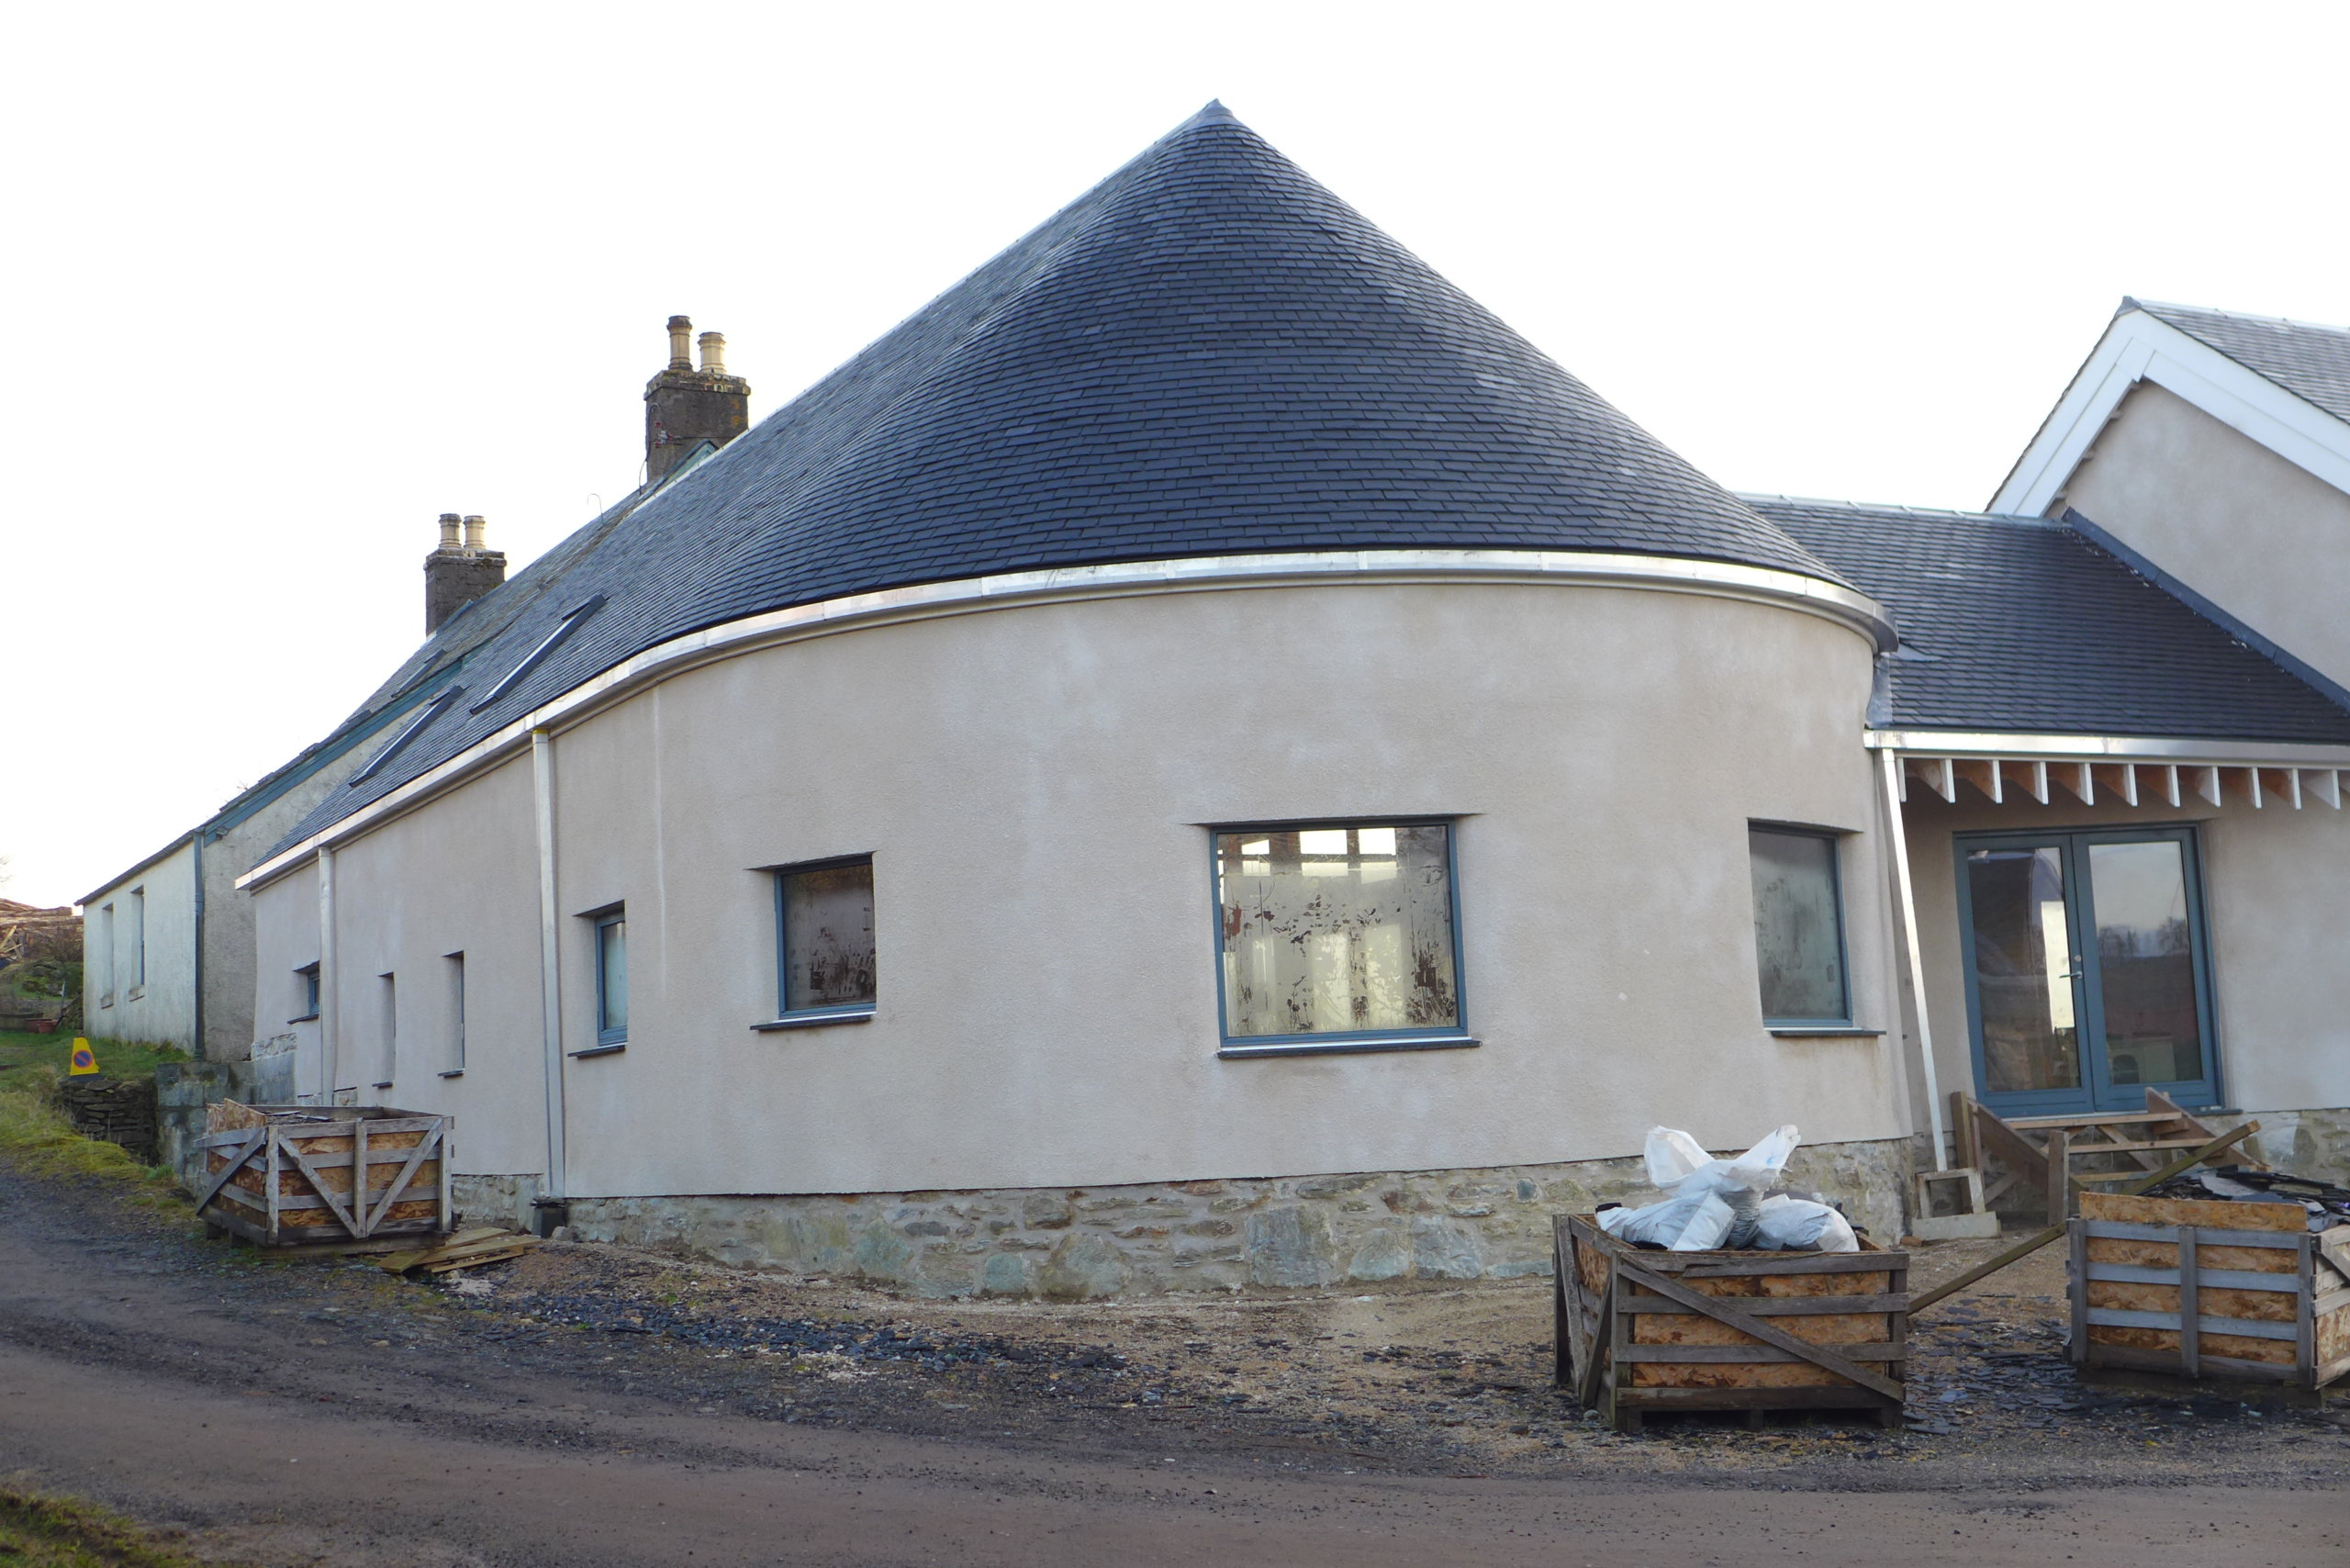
[{"left": 274, "top": 104, "right": 1845, "bottom": 854}]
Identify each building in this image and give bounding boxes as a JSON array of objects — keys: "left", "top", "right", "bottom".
[{"left": 219, "top": 106, "right": 2347, "bottom": 1295}]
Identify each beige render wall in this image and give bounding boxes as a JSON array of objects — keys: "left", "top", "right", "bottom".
[
  {"left": 200, "top": 765, "right": 345, "bottom": 1061},
  {"left": 1899, "top": 789, "right": 2350, "bottom": 1135},
  {"left": 254, "top": 577, "right": 1908, "bottom": 1200},
  {"left": 2060, "top": 382, "right": 2350, "bottom": 692},
  {"left": 249, "top": 858, "right": 319, "bottom": 1096},
  {"left": 82, "top": 840, "right": 196, "bottom": 1051}
]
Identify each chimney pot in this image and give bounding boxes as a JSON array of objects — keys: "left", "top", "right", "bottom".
[
  {"left": 698, "top": 331, "right": 727, "bottom": 375},
  {"left": 462, "top": 514, "right": 487, "bottom": 551},
  {"left": 437, "top": 512, "right": 462, "bottom": 551},
  {"left": 666, "top": 315, "right": 693, "bottom": 370}
]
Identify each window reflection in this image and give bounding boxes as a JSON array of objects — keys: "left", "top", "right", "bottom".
[{"left": 1215, "top": 823, "right": 1459, "bottom": 1039}]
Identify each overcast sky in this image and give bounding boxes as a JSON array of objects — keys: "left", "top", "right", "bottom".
[{"left": 9, "top": 3, "right": 2349, "bottom": 908}]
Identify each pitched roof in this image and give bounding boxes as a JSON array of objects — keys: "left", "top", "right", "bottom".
[
  {"left": 269, "top": 102, "right": 1844, "bottom": 857},
  {"left": 1751, "top": 498, "right": 2350, "bottom": 745},
  {"left": 2129, "top": 298, "right": 2350, "bottom": 426}
]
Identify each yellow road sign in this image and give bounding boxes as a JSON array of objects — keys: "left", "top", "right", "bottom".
[{"left": 68, "top": 1038, "right": 98, "bottom": 1075}]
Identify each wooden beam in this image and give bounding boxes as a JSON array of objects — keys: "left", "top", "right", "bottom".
[
  {"left": 2152, "top": 763, "right": 2182, "bottom": 808},
  {"left": 2305, "top": 769, "right": 2343, "bottom": 810},
  {"left": 1908, "top": 1121, "right": 2258, "bottom": 1315},
  {"left": 2260, "top": 767, "right": 2301, "bottom": 809},
  {"left": 2055, "top": 762, "right": 2095, "bottom": 803},
  {"left": 2193, "top": 765, "right": 2223, "bottom": 807},
  {"left": 2000, "top": 758, "right": 2050, "bottom": 803},
  {"left": 2092, "top": 763, "right": 2139, "bottom": 807},
  {"left": 1955, "top": 758, "right": 2001, "bottom": 803},
  {"left": 1906, "top": 756, "right": 1956, "bottom": 804}
]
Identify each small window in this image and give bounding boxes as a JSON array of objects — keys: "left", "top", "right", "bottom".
[
  {"left": 594, "top": 909, "right": 629, "bottom": 1047},
  {"left": 1748, "top": 825, "right": 1851, "bottom": 1026},
  {"left": 129, "top": 888, "right": 146, "bottom": 989},
  {"left": 1213, "top": 822, "right": 1466, "bottom": 1051},
  {"left": 294, "top": 963, "right": 321, "bottom": 1023},
  {"left": 376, "top": 972, "right": 397, "bottom": 1089},
  {"left": 349, "top": 686, "right": 464, "bottom": 787},
  {"left": 774, "top": 859, "right": 877, "bottom": 1018},
  {"left": 98, "top": 903, "right": 116, "bottom": 1005},
  {"left": 444, "top": 952, "right": 466, "bottom": 1074}
]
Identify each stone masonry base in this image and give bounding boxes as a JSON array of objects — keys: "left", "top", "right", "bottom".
[{"left": 464, "top": 1137, "right": 1919, "bottom": 1301}]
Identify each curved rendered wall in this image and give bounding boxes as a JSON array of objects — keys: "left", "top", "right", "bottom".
[{"left": 253, "top": 574, "right": 1905, "bottom": 1208}]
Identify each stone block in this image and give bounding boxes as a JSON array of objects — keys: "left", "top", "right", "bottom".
[
  {"left": 1344, "top": 1226, "right": 1411, "bottom": 1282},
  {"left": 979, "top": 1252, "right": 1032, "bottom": 1296},
  {"left": 1039, "top": 1234, "right": 1130, "bottom": 1300},
  {"left": 1410, "top": 1215, "right": 1483, "bottom": 1280},
  {"left": 1246, "top": 1206, "right": 1337, "bottom": 1288},
  {"left": 1022, "top": 1193, "right": 1075, "bottom": 1229}
]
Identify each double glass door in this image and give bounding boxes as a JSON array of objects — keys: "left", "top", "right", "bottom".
[{"left": 1955, "top": 826, "right": 2219, "bottom": 1116}]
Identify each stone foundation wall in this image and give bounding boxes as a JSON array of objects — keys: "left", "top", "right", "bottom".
[
  {"left": 450, "top": 1173, "right": 542, "bottom": 1234},
  {"left": 557, "top": 1137, "right": 1916, "bottom": 1300},
  {"left": 2210, "top": 1106, "right": 2350, "bottom": 1188}
]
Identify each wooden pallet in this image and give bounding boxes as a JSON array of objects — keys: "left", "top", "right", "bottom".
[
  {"left": 1552, "top": 1215, "right": 1908, "bottom": 1433},
  {"left": 194, "top": 1104, "right": 453, "bottom": 1248},
  {"left": 2071, "top": 1192, "right": 2350, "bottom": 1388}
]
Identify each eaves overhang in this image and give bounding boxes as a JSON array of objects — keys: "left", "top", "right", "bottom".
[
  {"left": 237, "top": 548, "right": 1893, "bottom": 891},
  {"left": 1992, "top": 305, "right": 2350, "bottom": 516}
]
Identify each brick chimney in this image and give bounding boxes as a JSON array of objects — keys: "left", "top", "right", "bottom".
[
  {"left": 643, "top": 315, "right": 750, "bottom": 483},
  {"left": 424, "top": 512, "right": 507, "bottom": 633}
]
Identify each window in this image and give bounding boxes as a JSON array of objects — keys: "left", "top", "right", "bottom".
[
  {"left": 129, "top": 888, "right": 145, "bottom": 991},
  {"left": 1213, "top": 822, "right": 1467, "bottom": 1055},
  {"left": 375, "top": 972, "right": 397, "bottom": 1090},
  {"left": 293, "top": 963, "right": 320, "bottom": 1023},
  {"left": 1748, "top": 825, "right": 1851, "bottom": 1027},
  {"left": 766, "top": 858, "right": 877, "bottom": 1025},
  {"left": 441, "top": 952, "right": 466, "bottom": 1076},
  {"left": 97, "top": 903, "right": 115, "bottom": 1005},
  {"left": 470, "top": 595, "right": 606, "bottom": 712},
  {"left": 348, "top": 685, "right": 464, "bottom": 787},
  {"left": 593, "top": 909, "right": 629, "bottom": 1047}
]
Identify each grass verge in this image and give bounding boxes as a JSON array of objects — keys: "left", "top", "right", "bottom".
[
  {"left": 0, "top": 1030, "right": 185, "bottom": 1186},
  {"left": 0, "top": 1485, "right": 236, "bottom": 1567}
]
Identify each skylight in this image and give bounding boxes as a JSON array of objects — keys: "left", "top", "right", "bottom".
[
  {"left": 469, "top": 595, "right": 607, "bottom": 714},
  {"left": 347, "top": 686, "right": 464, "bottom": 788}
]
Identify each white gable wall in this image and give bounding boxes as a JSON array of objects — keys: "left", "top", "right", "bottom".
[{"left": 2057, "top": 381, "right": 2350, "bottom": 693}]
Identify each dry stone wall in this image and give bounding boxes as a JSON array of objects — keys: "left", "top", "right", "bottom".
[{"left": 553, "top": 1137, "right": 1915, "bottom": 1300}]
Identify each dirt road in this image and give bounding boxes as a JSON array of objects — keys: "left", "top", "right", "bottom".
[{"left": 3, "top": 1169, "right": 2345, "bottom": 1566}]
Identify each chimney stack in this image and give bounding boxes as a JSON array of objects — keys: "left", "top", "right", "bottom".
[
  {"left": 423, "top": 512, "right": 508, "bottom": 634},
  {"left": 644, "top": 314, "right": 750, "bottom": 485}
]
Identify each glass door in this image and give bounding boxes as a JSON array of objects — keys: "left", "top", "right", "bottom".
[{"left": 1956, "top": 827, "right": 2218, "bottom": 1116}]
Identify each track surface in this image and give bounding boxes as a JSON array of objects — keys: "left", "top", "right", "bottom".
[{"left": 3, "top": 1172, "right": 2344, "bottom": 1566}]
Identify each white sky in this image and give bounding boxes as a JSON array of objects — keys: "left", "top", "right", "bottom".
[{"left": 10, "top": 2, "right": 2350, "bottom": 908}]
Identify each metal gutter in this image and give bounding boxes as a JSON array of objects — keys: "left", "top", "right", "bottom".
[
  {"left": 1863, "top": 730, "right": 2350, "bottom": 766},
  {"left": 237, "top": 549, "right": 1896, "bottom": 891}
]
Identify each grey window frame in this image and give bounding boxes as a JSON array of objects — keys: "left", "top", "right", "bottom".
[
  {"left": 755, "top": 855, "right": 878, "bottom": 1031},
  {"left": 97, "top": 902, "right": 115, "bottom": 1006},
  {"left": 375, "top": 971, "right": 397, "bottom": 1090},
  {"left": 590, "top": 906, "right": 628, "bottom": 1049},
  {"left": 1747, "top": 822, "right": 1854, "bottom": 1031},
  {"left": 293, "top": 963, "right": 320, "bottom": 1024},
  {"left": 129, "top": 887, "right": 145, "bottom": 991},
  {"left": 1208, "top": 817, "right": 1475, "bottom": 1059}
]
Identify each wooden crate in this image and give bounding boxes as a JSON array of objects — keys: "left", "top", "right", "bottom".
[
  {"left": 2070, "top": 1190, "right": 2350, "bottom": 1388},
  {"left": 193, "top": 1104, "right": 453, "bottom": 1249},
  {"left": 1552, "top": 1214, "right": 1908, "bottom": 1433}
]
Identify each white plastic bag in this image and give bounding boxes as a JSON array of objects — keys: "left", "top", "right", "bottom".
[
  {"left": 1751, "top": 1193, "right": 1860, "bottom": 1252},
  {"left": 1608, "top": 1126, "right": 1804, "bottom": 1250}
]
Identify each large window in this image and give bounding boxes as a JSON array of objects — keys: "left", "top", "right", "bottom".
[
  {"left": 1213, "top": 822, "right": 1466, "bottom": 1054},
  {"left": 593, "top": 908, "right": 629, "bottom": 1047},
  {"left": 1747, "top": 824, "right": 1851, "bottom": 1027},
  {"left": 770, "top": 858, "right": 877, "bottom": 1023}
]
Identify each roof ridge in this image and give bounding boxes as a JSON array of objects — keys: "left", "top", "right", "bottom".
[
  {"left": 2128, "top": 297, "right": 2350, "bottom": 338},
  {"left": 1740, "top": 493, "right": 2062, "bottom": 526}
]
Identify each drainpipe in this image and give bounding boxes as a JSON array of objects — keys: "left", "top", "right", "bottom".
[
  {"left": 532, "top": 728, "right": 566, "bottom": 1205},
  {"left": 317, "top": 845, "right": 338, "bottom": 1103},
  {"left": 189, "top": 830, "right": 205, "bottom": 1060},
  {"left": 1877, "top": 748, "right": 1949, "bottom": 1169}
]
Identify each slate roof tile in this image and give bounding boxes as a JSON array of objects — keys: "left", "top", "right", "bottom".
[
  {"left": 2131, "top": 298, "right": 2350, "bottom": 426},
  {"left": 1752, "top": 497, "right": 2350, "bottom": 745},
  {"left": 270, "top": 102, "right": 1841, "bottom": 857}
]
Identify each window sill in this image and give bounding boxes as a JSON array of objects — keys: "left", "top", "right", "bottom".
[
  {"left": 371, "top": 1081, "right": 393, "bottom": 1090},
  {"left": 126, "top": 988, "right": 144, "bottom": 1002},
  {"left": 569, "top": 1042, "right": 627, "bottom": 1058},
  {"left": 1218, "top": 1034, "right": 1481, "bottom": 1060},
  {"left": 437, "top": 1069, "right": 465, "bottom": 1079},
  {"left": 752, "top": 1007, "right": 878, "bottom": 1033},
  {"left": 287, "top": 1013, "right": 319, "bottom": 1024},
  {"left": 98, "top": 997, "right": 114, "bottom": 1009},
  {"left": 1766, "top": 1025, "right": 1885, "bottom": 1038}
]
